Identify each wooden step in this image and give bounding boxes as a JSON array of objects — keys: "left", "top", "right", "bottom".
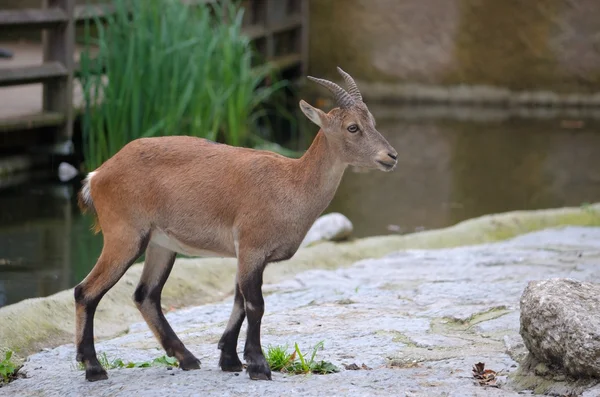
[
  {"left": 0, "top": 112, "right": 64, "bottom": 133},
  {"left": 0, "top": 8, "right": 68, "bottom": 29},
  {"left": 0, "top": 62, "right": 68, "bottom": 87},
  {"left": 269, "top": 53, "right": 302, "bottom": 71},
  {"left": 244, "top": 14, "right": 303, "bottom": 40}
]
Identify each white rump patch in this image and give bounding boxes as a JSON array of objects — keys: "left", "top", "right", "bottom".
[{"left": 81, "top": 171, "right": 96, "bottom": 205}]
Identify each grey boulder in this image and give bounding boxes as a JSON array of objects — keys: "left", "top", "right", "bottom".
[
  {"left": 300, "top": 212, "right": 353, "bottom": 247},
  {"left": 520, "top": 278, "right": 600, "bottom": 378}
]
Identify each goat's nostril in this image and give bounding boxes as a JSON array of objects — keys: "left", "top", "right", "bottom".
[{"left": 388, "top": 153, "right": 398, "bottom": 161}]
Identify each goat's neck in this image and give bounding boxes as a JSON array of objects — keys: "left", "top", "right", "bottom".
[{"left": 295, "top": 130, "right": 347, "bottom": 211}]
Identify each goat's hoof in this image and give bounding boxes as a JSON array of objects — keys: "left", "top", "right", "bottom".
[
  {"left": 179, "top": 356, "right": 201, "bottom": 370},
  {"left": 219, "top": 352, "right": 243, "bottom": 372},
  {"left": 247, "top": 362, "right": 272, "bottom": 380},
  {"left": 85, "top": 366, "right": 108, "bottom": 382}
]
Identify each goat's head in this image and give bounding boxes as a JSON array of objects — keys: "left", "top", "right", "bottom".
[{"left": 299, "top": 67, "right": 397, "bottom": 172}]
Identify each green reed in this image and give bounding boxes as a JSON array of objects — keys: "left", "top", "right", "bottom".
[{"left": 79, "top": 0, "right": 287, "bottom": 171}]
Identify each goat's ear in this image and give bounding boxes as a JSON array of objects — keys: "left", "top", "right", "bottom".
[{"left": 299, "top": 100, "right": 326, "bottom": 127}]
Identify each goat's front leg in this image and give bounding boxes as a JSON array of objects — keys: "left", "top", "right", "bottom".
[
  {"left": 218, "top": 276, "right": 245, "bottom": 372},
  {"left": 238, "top": 252, "right": 271, "bottom": 380}
]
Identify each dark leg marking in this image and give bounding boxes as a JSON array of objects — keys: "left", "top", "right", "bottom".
[
  {"left": 240, "top": 261, "right": 271, "bottom": 380},
  {"left": 75, "top": 285, "right": 107, "bottom": 382},
  {"left": 75, "top": 232, "right": 150, "bottom": 381},
  {"left": 218, "top": 278, "right": 245, "bottom": 372},
  {"left": 133, "top": 243, "right": 200, "bottom": 370}
]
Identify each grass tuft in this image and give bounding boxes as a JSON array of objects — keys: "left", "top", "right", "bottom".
[
  {"left": 264, "top": 341, "right": 339, "bottom": 375},
  {"left": 76, "top": 353, "right": 179, "bottom": 371},
  {"left": 263, "top": 344, "right": 295, "bottom": 372}
]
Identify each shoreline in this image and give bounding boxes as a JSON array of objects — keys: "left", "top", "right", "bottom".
[{"left": 1, "top": 203, "right": 599, "bottom": 362}]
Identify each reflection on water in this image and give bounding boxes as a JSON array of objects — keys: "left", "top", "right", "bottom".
[
  {"left": 0, "top": 179, "right": 103, "bottom": 307},
  {"left": 1, "top": 106, "right": 600, "bottom": 306}
]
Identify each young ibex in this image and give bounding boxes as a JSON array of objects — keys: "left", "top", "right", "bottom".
[{"left": 75, "top": 67, "right": 397, "bottom": 382}]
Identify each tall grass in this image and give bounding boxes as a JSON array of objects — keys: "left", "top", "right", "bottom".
[{"left": 79, "top": 0, "right": 287, "bottom": 171}]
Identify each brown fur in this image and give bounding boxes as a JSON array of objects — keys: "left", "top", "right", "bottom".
[{"left": 73, "top": 69, "right": 397, "bottom": 382}]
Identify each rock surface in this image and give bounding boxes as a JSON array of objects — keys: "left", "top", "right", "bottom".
[
  {"left": 3, "top": 226, "right": 600, "bottom": 396},
  {"left": 520, "top": 278, "right": 600, "bottom": 378}
]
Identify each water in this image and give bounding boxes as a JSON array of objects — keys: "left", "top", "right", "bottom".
[
  {"left": 328, "top": 107, "right": 600, "bottom": 237},
  {"left": 2, "top": 106, "right": 600, "bottom": 307},
  {"left": 0, "top": 177, "right": 102, "bottom": 308}
]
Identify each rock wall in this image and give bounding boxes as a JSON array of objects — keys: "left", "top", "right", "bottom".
[{"left": 308, "top": 0, "right": 600, "bottom": 94}]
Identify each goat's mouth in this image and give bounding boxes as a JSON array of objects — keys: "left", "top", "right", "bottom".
[{"left": 376, "top": 160, "right": 396, "bottom": 172}]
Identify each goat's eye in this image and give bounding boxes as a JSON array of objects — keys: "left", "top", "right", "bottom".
[{"left": 347, "top": 124, "right": 359, "bottom": 133}]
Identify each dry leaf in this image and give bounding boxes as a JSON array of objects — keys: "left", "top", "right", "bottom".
[{"left": 472, "top": 362, "right": 499, "bottom": 388}]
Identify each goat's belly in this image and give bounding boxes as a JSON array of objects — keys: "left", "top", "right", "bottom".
[{"left": 150, "top": 229, "right": 233, "bottom": 258}]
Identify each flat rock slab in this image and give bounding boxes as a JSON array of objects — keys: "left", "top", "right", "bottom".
[{"left": 4, "top": 226, "right": 600, "bottom": 397}]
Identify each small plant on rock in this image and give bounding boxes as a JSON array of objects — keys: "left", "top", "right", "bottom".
[
  {"left": 0, "top": 351, "right": 21, "bottom": 385},
  {"left": 263, "top": 341, "right": 338, "bottom": 375},
  {"left": 76, "top": 353, "right": 179, "bottom": 371}
]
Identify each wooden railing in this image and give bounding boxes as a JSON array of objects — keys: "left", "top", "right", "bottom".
[
  {"left": 0, "top": 0, "right": 74, "bottom": 145},
  {"left": 0, "top": 0, "right": 308, "bottom": 152}
]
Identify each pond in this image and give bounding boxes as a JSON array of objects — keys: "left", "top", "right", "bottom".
[{"left": 1, "top": 105, "right": 600, "bottom": 307}]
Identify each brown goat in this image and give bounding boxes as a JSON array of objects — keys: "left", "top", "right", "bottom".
[{"left": 74, "top": 67, "right": 397, "bottom": 382}]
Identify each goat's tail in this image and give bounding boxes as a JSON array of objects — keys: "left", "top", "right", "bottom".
[{"left": 77, "top": 171, "right": 101, "bottom": 234}]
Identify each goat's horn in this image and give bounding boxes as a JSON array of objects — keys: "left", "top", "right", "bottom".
[
  {"left": 337, "top": 67, "right": 362, "bottom": 102},
  {"left": 307, "top": 76, "right": 354, "bottom": 108}
]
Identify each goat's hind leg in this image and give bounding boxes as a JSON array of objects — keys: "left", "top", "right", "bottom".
[
  {"left": 133, "top": 243, "right": 200, "bottom": 370},
  {"left": 75, "top": 231, "right": 149, "bottom": 381}
]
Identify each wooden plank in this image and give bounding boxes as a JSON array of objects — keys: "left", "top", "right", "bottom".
[
  {"left": 300, "top": 0, "right": 309, "bottom": 76},
  {"left": 271, "top": 14, "right": 302, "bottom": 35},
  {"left": 244, "top": 14, "right": 302, "bottom": 40},
  {"left": 0, "top": 62, "right": 67, "bottom": 87},
  {"left": 43, "top": 0, "right": 75, "bottom": 145},
  {"left": 268, "top": 53, "right": 302, "bottom": 71},
  {"left": 0, "top": 112, "right": 64, "bottom": 133},
  {"left": 264, "top": 0, "right": 275, "bottom": 59},
  {"left": 0, "top": 8, "right": 68, "bottom": 29}
]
